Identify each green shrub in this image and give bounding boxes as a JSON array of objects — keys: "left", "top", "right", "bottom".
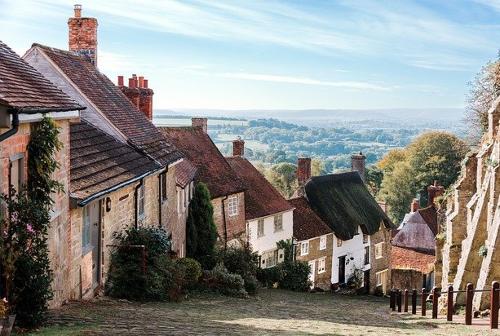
[
  {"left": 243, "top": 275, "right": 259, "bottom": 295},
  {"left": 106, "top": 227, "right": 182, "bottom": 301},
  {"left": 278, "top": 261, "right": 311, "bottom": 292},
  {"left": 175, "top": 258, "right": 202, "bottom": 288},
  {"left": 201, "top": 263, "right": 248, "bottom": 298},
  {"left": 256, "top": 266, "right": 282, "bottom": 287}
]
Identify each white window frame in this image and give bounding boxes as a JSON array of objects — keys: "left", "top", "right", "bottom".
[
  {"left": 257, "top": 219, "right": 264, "bottom": 237},
  {"left": 300, "top": 241, "right": 309, "bottom": 256},
  {"left": 227, "top": 195, "right": 238, "bottom": 217},
  {"left": 376, "top": 269, "right": 388, "bottom": 286},
  {"left": 318, "top": 257, "right": 326, "bottom": 274},
  {"left": 136, "top": 181, "right": 145, "bottom": 223},
  {"left": 375, "top": 242, "right": 384, "bottom": 259},
  {"left": 319, "top": 235, "right": 327, "bottom": 250},
  {"left": 261, "top": 249, "right": 278, "bottom": 268},
  {"left": 273, "top": 213, "right": 283, "bottom": 232},
  {"left": 9, "top": 153, "right": 24, "bottom": 197}
]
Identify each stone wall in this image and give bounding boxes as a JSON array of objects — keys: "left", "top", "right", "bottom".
[
  {"left": 391, "top": 269, "right": 424, "bottom": 291},
  {"left": 296, "top": 233, "right": 333, "bottom": 290},
  {"left": 369, "top": 223, "right": 392, "bottom": 294}
]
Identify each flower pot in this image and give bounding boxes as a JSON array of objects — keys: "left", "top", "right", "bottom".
[{"left": 0, "top": 314, "right": 15, "bottom": 336}]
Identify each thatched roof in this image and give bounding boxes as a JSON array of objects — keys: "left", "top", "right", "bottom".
[{"left": 304, "top": 172, "right": 394, "bottom": 240}]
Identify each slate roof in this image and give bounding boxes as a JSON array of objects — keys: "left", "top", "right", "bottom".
[
  {"left": 289, "top": 196, "right": 332, "bottom": 241},
  {"left": 392, "top": 210, "right": 436, "bottom": 254},
  {"left": 391, "top": 245, "right": 435, "bottom": 273},
  {"left": 304, "top": 172, "right": 394, "bottom": 240},
  {"left": 226, "top": 156, "right": 293, "bottom": 220},
  {"left": 159, "top": 126, "right": 246, "bottom": 199},
  {"left": 34, "top": 44, "right": 181, "bottom": 166},
  {"left": 175, "top": 159, "right": 197, "bottom": 188},
  {"left": 70, "top": 120, "right": 160, "bottom": 204},
  {"left": 0, "top": 41, "right": 82, "bottom": 112},
  {"left": 418, "top": 205, "right": 438, "bottom": 235}
]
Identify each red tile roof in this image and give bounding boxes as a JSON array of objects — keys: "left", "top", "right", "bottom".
[
  {"left": 0, "top": 41, "right": 82, "bottom": 112},
  {"left": 159, "top": 126, "right": 245, "bottom": 198},
  {"left": 289, "top": 196, "right": 332, "bottom": 241},
  {"left": 226, "top": 156, "right": 293, "bottom": 220},
  {"left": 391, "top": 245, "right": 435, "bottom": 273},
  {"left": 34, "top": 44, "right": 181, "bottom": 166},
  {"left": 175, "top": 159, "right": 197, "bottom": 188},
  {"left": 70, "top": 120, "right": 160, "bottom": 204}
]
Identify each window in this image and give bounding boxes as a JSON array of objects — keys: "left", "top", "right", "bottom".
[
  {"left": 337, "top": 238, "right": 343, "bottom": 247},
  {"left": 375, "top": 242, "right": 384, "bottom": 259},
  {"left": 160, "top": 172, "right": 167, "bottom": 202},
  {"left": 274, "top": 214, "right": 283, "bottom": 232},
  {"left": 364, "top": 246, "right": 370, "bottom": 265},
  {"left": 227, "top": 195, "right": 238, "bottom": 216},
  {"left": 319, "top": 235, "right": 327, "bottom": 250},
  {"left": 257, "top": 219, "right": 264, "bottom": 237},
  {"left": 318, "top": 257, "right": 326, "bottom": 274},
  {"left": 136, "top": 182, "right": 145, "bottom": 224},
  {"left": 190, "top": 181, "right": 194, "bottom": 198},
  {"left": 376, "top": 270, "right": 388, "bottom": 286},
  {"left": 363, "top": 234, "right": 369, "bottom": 244},
  {"left": 82, "top": 205, "right": 91, "bottom": 252},
  {"left": 9, "top": 153, "right": 24, "bottom": 197},
  {"left": 300, "top": 241, "right": 309, "bottom": 256},
  {"left": 261, "top": 249, "right": 278, "bottom": 268}
]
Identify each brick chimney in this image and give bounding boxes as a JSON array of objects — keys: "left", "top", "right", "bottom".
[
  {"left": 117, "top": 74, "right": 154, "bottom": 120},
  {"left": 297, "top": 158, "right": 312, "bottom": 186},
  {"left": 351, "top": 152, "right": 366, "bottom": 182},
  {"left": 192, "top": 118, "right": 208, "bottom": 133},
  {"left": 232, "top": 137, "right": 245, "bottom": 156},
  {"left": 411, "top": 198, "right": 420, "bottom": 212},
  {"left": 427, "top": 180, "right": 444, "bottom": 206},
  {"left": 68, "top": 4, "right": 98, "bottom": 66}
]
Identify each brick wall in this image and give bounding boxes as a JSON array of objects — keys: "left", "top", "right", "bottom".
[
  {"left": 212, "top": 192, "right": 246, "bottom": 245},
  {"left": 68, "top": 9, "right": 98, "bottom": 66},
  {"left": 369, "top": 223, "right": 392, "bottom": 294},
  {"left": 296, "top": 233, "right": 333, "bottom": 290},
  {"left": 391, "top": 269, "right": 424, "bottom": 291}
]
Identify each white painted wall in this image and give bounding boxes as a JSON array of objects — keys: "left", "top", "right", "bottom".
[
  {"left": 331, "top": 227, "right": 371, "bottom": 284},
  {"left": 246, "top": 210, "right": 293, "bottom": 255}
]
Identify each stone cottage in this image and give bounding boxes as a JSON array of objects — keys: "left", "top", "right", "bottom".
[
  {"left": 438, "top": 95, "right": 500, "bottom": 310},
  {"left": 0, "top": 40, "right": 84, "bottom": 305},
  {"left": 21, "top": 6, "right": 190, "bottom": 302},
  {"left": 293, "top": 156, "right": 394, "bottom": 294},
  {"left": 226, "top": 138, "right": 294, "bottom": 268},
  {"left": 160, "top": 119, "right": 247, "bottom": 246}
]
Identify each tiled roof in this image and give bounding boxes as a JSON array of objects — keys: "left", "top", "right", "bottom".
[
  {"left": 159, "top": 126, "right": 245, "bottom": 199},
  {"left": 0, "top": 41, "right": 82, "bottom": 112},
  {"left": 226, "top": 156, "right": 293, "bottom": 220},
  {"left": 175, "top": 159, "right": 197, "bottom": 188},
  {"left": 391, "top": 245, "right": 435, "bottom": 273},
  {"left": 392, "top": 210, "right": 436, "bottom": 253},
  {"left": 70, "top": 120, "right": 160, "bottom": 204},
  {"left": 289, "top": 196, "right": 332, "bottom": 241},
  {"left": 34, "top": 44, "right": 181, "bottom": 166},
  {"left": 418, "top": 205, "right": 438, "bottom": 235},
  {"left": 305, "top": 172, "right": 394, "bottom": 240}
]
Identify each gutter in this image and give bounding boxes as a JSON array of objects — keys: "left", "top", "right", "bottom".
[{"left": 0, "top": 109, "right": 19, "bottom": 142}]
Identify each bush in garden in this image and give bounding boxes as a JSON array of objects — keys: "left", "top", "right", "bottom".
[
  {"left": 216, "top": 246, "right": 259, "bottom": 294},
  {"left": 175, "top": 258, "right": 202, "bottom": 288},
  {"left": 242, "top": 275, "right": 259, "bottom": 295},
  {"left": 201, "top": 263, "right": 248, "bottom": 298},
  {"left": 277, "top": 261, "right": 311, "bottom": 292},
  {"left": 106, "top": 227, "right": 178, "bottom": 301},
  {"left": 256, "top": 266, "right": 283, "bottom": 288}
]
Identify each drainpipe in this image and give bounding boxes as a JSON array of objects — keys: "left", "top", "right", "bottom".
[
  {"left": 221, "top": 195, "right": 228, "bottom": 250},
  {"left": 158, "top": 167, "right": 168, "bottom": 228},
  {"left": 0, "top": 109, "right": 19, "bottom": 143}
]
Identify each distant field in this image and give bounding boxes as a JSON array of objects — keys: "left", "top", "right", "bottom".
[
  {"left": 214, "top": 133, "right": 269, "bottom": 152},
  {"left": 153, "top": 117, "right": 248, "bottom": 127}
]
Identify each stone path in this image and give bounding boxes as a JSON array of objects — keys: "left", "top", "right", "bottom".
[{"left": 29, "top": 289, "right": 497, "bottom": 335}]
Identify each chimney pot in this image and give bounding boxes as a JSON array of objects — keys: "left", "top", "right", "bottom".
[
  {"left": 351, "top": 152, "right": 366, "bottom": 182},
  {"left": 192, "top": 118, "right": 208, "bottom": 133},
  {"left": 297, "top": 158, "right": 312, "bottom": 186},
  {"left": 143, "top": 79, "right": 148, "bottom": 88},
  {"left": 74, "top": 4, "right": 82, "bottom": 18},
  {"left": 411, "top": 198, "right": 420, "bottom": 212},
  {"left": 427, "top": 181, "right": 444, "bottom": 206},
  {"left": 138, "top": 76, "right": 144, "bottom": 88},
  {"left": 128, "top": 78, "right": 136, "bottom": 88},
  {"left": 117, "top": 75, "right": 124, "bottom": 86},
  {"left": 232, "top": 137, "right": 245, "bottom": 156}
]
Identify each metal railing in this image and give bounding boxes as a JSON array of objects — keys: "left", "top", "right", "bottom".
[{"left": 389, "top": 281, "right": 499, "bottom": 330}]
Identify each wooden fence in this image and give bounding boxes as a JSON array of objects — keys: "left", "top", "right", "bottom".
[{"left": 389, "top": 281, "right": 499, "bottom": 330}]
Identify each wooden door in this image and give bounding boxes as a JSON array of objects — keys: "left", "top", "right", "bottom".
[{"left": 338, "top": 256, "right": 346, "bottom": 284}]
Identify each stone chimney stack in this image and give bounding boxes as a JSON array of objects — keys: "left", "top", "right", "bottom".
[
  {"left": 68, "top": 4, "right": 98, "bottom": 66},
  {"left": 117, "top": 74, "right": 154, "bottom": 120},
  {"left": 192, "top": 118, "right": 208, "bottom": 133},
  {"left": 411, "top": 198, "right": 420, "bottom": 212},
  {"left": 232, "top": 137, "right": 245, "bottom": 156},
  {"left": 427, "top": 180, "right": 444, "bottom": 206},
  {"left": 297, "top": 158, "right": 312, "bottom": 186},
  {"left": 351, "top": 152, "right": 366, "bottom": 182}
]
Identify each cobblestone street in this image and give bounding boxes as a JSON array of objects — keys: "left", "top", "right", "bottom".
[{"left": 26, "top": 289, "right": 496, "bottom": 336}]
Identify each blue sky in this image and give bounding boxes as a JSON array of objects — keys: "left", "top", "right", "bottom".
[{"left": 1, "top": 0, "right": 500, "bottom": 110}]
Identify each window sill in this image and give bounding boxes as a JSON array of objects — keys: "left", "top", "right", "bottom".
[
  {"left": 273, "top": 229, "right": 283, "bottom": 233},
  {"left": 318, "top": 270, "right": 325, "bottom": 274}
]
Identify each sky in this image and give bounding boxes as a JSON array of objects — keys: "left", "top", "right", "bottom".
[{"left": 1, "top": 0, "right": 500, "bottom": 110}]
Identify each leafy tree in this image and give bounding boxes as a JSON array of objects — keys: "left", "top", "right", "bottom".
[
  {"left": 311, "top": 159, "right": 326, "bottom": 176},
  {"left": 265, "top": 162, "right": 298, "bottom": 198},
  {"left": 465, "top": 55, "right": 500, "bottom": 141},
  {"left": 366, "top": 165, "right": 384, "bottom": 196},
  {"left": 186, "top": 183, "right": 217, "bottom": 269},
  {"left": 376, "top": 148, "right": 406, "bottom": 173},
  {"left": 379, "top": 162, "right": 416, "bottom": 223}
]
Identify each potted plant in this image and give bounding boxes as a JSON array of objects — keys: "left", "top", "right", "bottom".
[{"left": 0, "top": 298, "right": 15, "bottom": 336}]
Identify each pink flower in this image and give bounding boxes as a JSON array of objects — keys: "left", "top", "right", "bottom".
[{"left": 26, "top": 224, "right": 34, "bottom": 234}]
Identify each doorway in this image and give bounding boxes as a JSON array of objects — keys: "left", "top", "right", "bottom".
[
  {"left": 85, "top": 200, "right": 101, "bottom": 290},
  {"left": 338, "top": 256, "right": 346, "bottom": 284},
  {"left": 364, "top": 270, "right": 370, "bottom": 293},
  {"left": 308, "top": 260, "right": 316, "bottom": 288}
]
